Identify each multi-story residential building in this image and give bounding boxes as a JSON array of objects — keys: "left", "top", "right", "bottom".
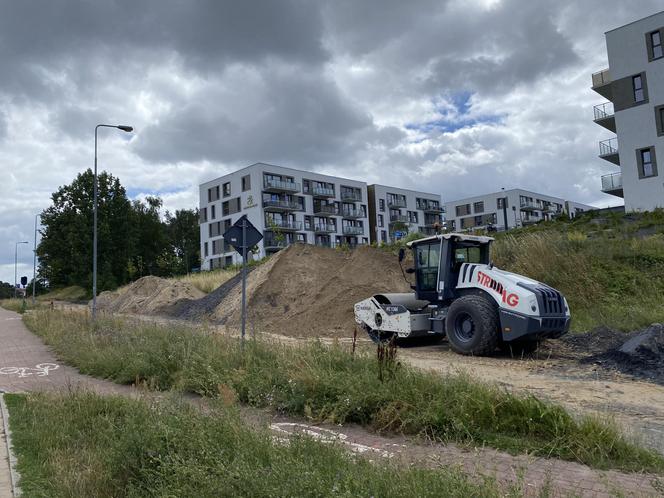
[
  {"left": 367, "top": 185, "right": 444, "bottom": 243},
  {"left": 592, "top": 10, "right": 664, "bottom": 211},
  {"left": 444, "top": 189, "right": 594, "bottom": 232},
  {"left": 199, "top": 163, "right": 370, "bottom": 270}
]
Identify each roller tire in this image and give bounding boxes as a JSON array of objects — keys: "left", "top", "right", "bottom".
[{"left": 445, "top": 294, "right": 499, "bottom": 355}]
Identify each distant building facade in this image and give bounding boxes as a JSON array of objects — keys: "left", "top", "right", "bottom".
[
  {"left": 592, "top": 10, "right": 664, "bottom": 211},
  {"left": 367, "top": 185, "right": 443, "bottom": 244},
  {"left": 444, "top": 189, "right": 594, "bottom": 232}
]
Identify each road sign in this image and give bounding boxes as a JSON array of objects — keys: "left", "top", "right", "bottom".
[
  {"left": 223, "top": 215, "right": 263, "bottom": 255},
  {"left": 394, "top": 231, "right": 404, "bottom": 239},
  {"left": 222, "top": 215, "right": 263, "bottom": 347},
  {"left": 20, "top": 276, "right": 28, "bottom": 287}
]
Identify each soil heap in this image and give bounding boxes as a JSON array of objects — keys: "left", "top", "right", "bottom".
[
  {"left": 95, "top": 276, "right": 206, "bottom": 315},
  {"left": 165, "top": 244, "right": 411, "bottom": 338}
]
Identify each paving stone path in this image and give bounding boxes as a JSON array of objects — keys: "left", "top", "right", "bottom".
[{"left": 0, "top": 306, "right": 662, "bottom": 497}]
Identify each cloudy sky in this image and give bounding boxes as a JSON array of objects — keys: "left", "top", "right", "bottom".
[{"left": 0, "top": 0, "right": 660, "bottom": 284}]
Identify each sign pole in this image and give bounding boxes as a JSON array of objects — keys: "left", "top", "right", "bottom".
[{"left": 241, "top": 217, "right": 247, "bottom": 348}]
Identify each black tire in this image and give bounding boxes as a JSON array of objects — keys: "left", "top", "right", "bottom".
[{"left": 445, "top": 294, "right": 499, "bottom": 355}]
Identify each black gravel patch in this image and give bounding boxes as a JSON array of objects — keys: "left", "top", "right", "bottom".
[
  {"left": 561, "top": 324, "right": 664, "bottom": 385},
  {"left": 157, "top": 268, "right": 254, "bottom": 322}
]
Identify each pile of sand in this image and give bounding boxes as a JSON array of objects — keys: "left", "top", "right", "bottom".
[
  {"left": 185, "top": 244, "right": 411, "bottom": 338},
  {"left": 95, "top": 275, "right": 206, "bottom": 315}
]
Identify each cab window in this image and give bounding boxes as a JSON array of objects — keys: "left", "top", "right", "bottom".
[
  {"left": 416, "top": 242, "right": 440, "bottom": 292},
  {"left": 454, "top": 247, "right": 482, "bottom": 264}
]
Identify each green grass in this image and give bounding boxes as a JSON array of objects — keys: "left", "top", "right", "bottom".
[
  {"left": 0, "top": 298, "right": 39, "bottom": 313},
  {"left": 37, "top": 285, "right": 89, "bottom": 302},
  {"left": 23, "top": 310, "right": 664, "bottom": 474},
  {"left": 4, "top": 392, "right": 510, "bottom": 497}
]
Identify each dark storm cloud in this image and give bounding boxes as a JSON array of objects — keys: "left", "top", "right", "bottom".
[{"left": 0, "top": 0, "right": 327, "bottom": 99}]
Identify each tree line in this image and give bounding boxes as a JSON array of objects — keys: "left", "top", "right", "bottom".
[{"left": 36, "top": 169, "right": 199, "bottom": 293}]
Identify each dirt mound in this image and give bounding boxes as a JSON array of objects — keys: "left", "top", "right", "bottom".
[
  {"left": 560, "top": 324, "right": 664, "bottom": 385},
  {"left": 96, "top": 276, "right": 205, "bottom": 315},
  {"left": 202, "top": 244, "right": 410, "bottom": 338}
]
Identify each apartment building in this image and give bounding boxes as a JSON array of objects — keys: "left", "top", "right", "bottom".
[
  {"left": 592, "top": 10, "right": 664, "bottom": 211},
  {"left": 367, "top": 185, "right": 444, "bottom": 244},
  {"left": 199, "top": 163, "right": 370, "bottom": 270},
  {"left": 444, "top": 189, "right": 594, "bottom": 232}
]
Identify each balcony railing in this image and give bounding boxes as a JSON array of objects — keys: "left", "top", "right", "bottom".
[
  {"left": 342, "top": 225, "right": 364, "bottom": 235},
  {"left": 340, "top": 191, "right": 362, "bottom": 202},
  {"left": 263, "top": 178, "right": 300, "bottom": 192},
  {"left": 598, "top": 137, "right": 620, "bottom": 165},
  {"left": 389, "top": 214, "right": 408, "bottom": 223},
  {"left": 314, "top": 224, "right": 336, "bottom": 233},
  {"left": 264, "top": 239, "right": 290, "bottom": 250},
  {"left": 311, "top": 186, "right": 335, "bottom": 197},
  {"left": 520, "top": 200, "right": 541, "bottom": 211},
  {"left": 591, "top": 68, "right": 611, "bottom": 88},
  {"left": 266, "top": 220, "right": 303, "bottom": 231},
  {"left": 593, "top": 102, "right": 614, "bottom": 121},
  {"left": 387, "top": 198, "right": 407, "bottom": 208},
  {"left": 313, "top": 204, "right": 338, "bottom": 216},
  {"left": 601, "top": 172, "right": 623, "bottom": 192},
  {"left": 262, "top": 199, "right": 304, "bottom": 211},
  {"left": 341, "top": 208, "right": 365, "bottom": 218}
]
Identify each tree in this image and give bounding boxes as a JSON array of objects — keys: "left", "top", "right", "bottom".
[
  {"left": 165, "top": 208, "right": 200, "bottom": 273},
  {"left": 0, "top": 281, "right": 14, "bottom": 299},
  {"left": 37, "top": 169, "right": 132, "bottom": 291}
]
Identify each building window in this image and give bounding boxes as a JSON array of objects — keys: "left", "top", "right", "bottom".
[
  {"left": 200, "top": 207, "right": 207, "bottom": 223},
  {"left": 208, "top": 185, "right": 220, "bottom": 202},
  {"left": 456, "top": 204, "right": 471, "bottom": 217},
  {"left": 210, "top": 204, "right": 216, "bottom": 220},
  {"left": 473, "top": 201, "right": 484, "bottom": 213},
  {"left": 379, "top": 199, "right": 385, "bottom": 212},
  {"left": 637, "top": 147, "right": 658, "bottom": 178},
  {"left": 633, "top": 75, "right": 645, "bottom": 103},
  {"left": 650, "top": 30, "right": 663, "bottom": 60},
  {"left": 377, "top": 214, "right": 383, "bottom": 227},
  {"left": 222, "top": 182, "right": 231, "bottom": 197},
  {"left": 497, "top": 198, "right": 507, "bottom": 209},
  {"left": 204, "top": 242, "right": 208, "bottom": 257},
  {"left": 242, "top": 175, "right": 251, "bottom": 191},
  {"left": 656, "top": 105, "right": 664, "bottom": 137}
]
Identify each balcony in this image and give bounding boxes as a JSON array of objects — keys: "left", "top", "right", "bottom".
[
  {"left": 601, "top": 172, "right": 624, "bottom": 198},
  {"left": 313, "top": 204, "right": 338, "bottom": 216},
  {"left": 424, "top": 218, "right": 442, "bottom": 227},
  {"left": 389, "top": 214, "right": 409, "bottom": 223},
  {"left": 266, "top": 220, "right": 303, "bottom": 231},
  {"left": 315, "top": 239, "right": 334, "bottom": 248},
  {"left": 340, "top": 191, "right": 362, "bottom": 202},
  {"left": 263, "top": 199, "right": 304, "bottom": 211},
  {"left": 520, "top": 201, "right": 541, "bottom": 212},
  {"left": 263, "top": 178, "right": 300, "bottom": 193},
  {"left": 421, "top": 203, "right": 443, "bottom": 214},
  {"left": 420, "top": 227, "right": 438, "bottom": 236},
  {"left": 311, "top": 186, "right": 335, "bottom": 198},
  {"left": 593, "top": 102, "right": 615, "bottom": 132},
  {"left": 599, "top": 137, "right": 620, "bottom": 165},
  {"left": 522, "top": 218, "right": 539, "bottom": 226},
  {"left": 314, "top": 224, "right": 336, "bottom": 234},
  {"left": 591, "top": 68, "right": 613, "bottom": 100},
  {"left": 343, "top": 225, "right": 364, "bottom": 235},
  {"left": 341, "top": 208, "right": 365, "bottom": 219},
  {"left": 387, "top": 198, "right": 407, "bottom": 208}
]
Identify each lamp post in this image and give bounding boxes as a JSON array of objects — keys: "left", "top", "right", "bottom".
[
  {"left": 32, "top": 214, "right": 40, "bottom": 304},
  {"left": 92, "top": 124, "right": 133, "bottom": 320},
  {"left": 14, "top": 241, "right": 28, "bottom": 298}
]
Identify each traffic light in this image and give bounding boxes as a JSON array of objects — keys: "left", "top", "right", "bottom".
[{"left": 20, "top": 276, "right": 27, "bottom": 287}]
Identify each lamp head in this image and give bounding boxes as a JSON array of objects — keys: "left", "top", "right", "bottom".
[{"left": 117, "top": 125, "right": 133, "bottom": 132}]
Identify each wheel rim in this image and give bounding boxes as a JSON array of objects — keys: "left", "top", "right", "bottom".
[{"left": 453, "top": 312, "right": 476, "bottom": 343}]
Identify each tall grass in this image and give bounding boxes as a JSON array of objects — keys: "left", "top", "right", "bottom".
[
  {"left": 492, "top": 231, "right": 664, "bottom": 331},
  {"left": 23, "top": 310, "right": 664, "bottom": 473},
  {"left": 6, "top": 392, "right": 507, "bottom": 497},
  {"left": 174, "top": 268, "right": 238, "bottom": 293}
]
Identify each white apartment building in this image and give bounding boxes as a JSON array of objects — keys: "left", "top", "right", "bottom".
[
  {"left": 199, "top": 163, "right": 370, "bottom": 270},
  {"left": 367, "top": 185, "right": 444, "bottom": 244},
  {"left": 593, "top": 10, "right": 664, "bottom": 211},
  {"left": 444, "top": 189, "right": 594, "bottom": 232}
]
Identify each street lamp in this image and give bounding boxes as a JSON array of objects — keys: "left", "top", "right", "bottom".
[
  {"left": 14, "top": 241, "right": 28, "bottom": 299},
  {"left": 32, "top": 214, "right": 40, "bottom": 304},
  {"left": 92, "top": 124, "right": 133, "bottom": 320}
]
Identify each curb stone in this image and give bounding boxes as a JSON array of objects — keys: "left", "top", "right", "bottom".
[{"left": 0, "top": 393, "right": 20, "bottom": 497}]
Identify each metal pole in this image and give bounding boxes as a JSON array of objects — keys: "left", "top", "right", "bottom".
[
  {"left": 32, "top": 215, "right": 38, "bottom": 304},
  {"left": 241, "top": 218, "right": 247, "bottom": 347},
  {"left": 502, "top": 197, "right": 509, "bottom": 232},
  {"left": 14, "top": 243, "right": 17, "bottom": 299},
  {"left": 92, "top": 126, "right": 99, "bottom": 320}
]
